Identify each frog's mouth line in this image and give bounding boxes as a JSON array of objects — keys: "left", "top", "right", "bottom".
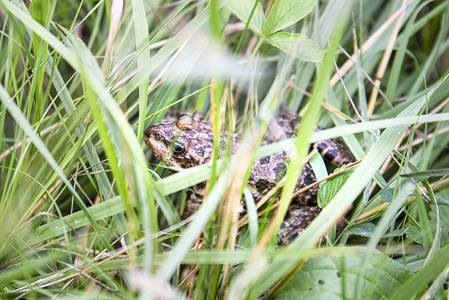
[{"left": 163, "top": 153, "right": 184, "bottom": 168}]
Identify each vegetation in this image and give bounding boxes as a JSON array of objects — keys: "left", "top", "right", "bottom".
[{"left": 1, "top": 0, "right": 449, "bottom": 298}]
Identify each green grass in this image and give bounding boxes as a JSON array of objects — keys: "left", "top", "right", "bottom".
[{"left": 1, "top": 0, "right": 449, "bottom": 298}]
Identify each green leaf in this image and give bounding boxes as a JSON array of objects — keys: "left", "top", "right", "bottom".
[
  {"left": 275, "top": 254, "right": 413, "bottom": 299},
  {"left": 227, "top": 0, "right": 265, "bottom": 36},
  {"left": 264, "top": 0, "right": 315, "bottom": 35},
  {"left": 317, "top": 164, "right": 353, "bottom": 207},
  {"left": 265, "top": 32, "right": 323, "bottom": 62}
]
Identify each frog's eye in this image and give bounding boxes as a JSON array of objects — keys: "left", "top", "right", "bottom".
[
  {"left": 176, "top": 114, "right": 196, "bottom": 131},
  {"left": 155, "top": 132, "right": 163, "bottom": 140},
  {"left": 171, "top": 140, "right": 187, "bottom": 156}
]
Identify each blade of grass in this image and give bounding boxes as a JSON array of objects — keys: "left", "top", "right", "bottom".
[
  {"left": 30, "top": 0, "right": 53, "bottom": 122},
  {"left": 131, "top": 0, "right": 151, "bottom": 141}
]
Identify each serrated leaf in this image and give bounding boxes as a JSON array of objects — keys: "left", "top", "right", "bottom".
[
  {"left": 275, "top": 253, "right": 413, "bottom": 299},
  {"left": 265, "top": 32, "right": 323, "bottom": 62},
  {"left": 227, "top": 0, "right": 265, "bottom": 35},
  {"left": 264, "top": 0, "right": 315, "bottom": 35},
  {"left": 317, "top": 164, "right": 353, "bottom": 207}
]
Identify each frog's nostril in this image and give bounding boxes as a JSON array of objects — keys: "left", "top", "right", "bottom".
[{"left": 155, "top": 132, "right": 163, "bottom": 140}]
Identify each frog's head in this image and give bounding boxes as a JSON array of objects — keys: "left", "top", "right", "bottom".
[{"left": 144, "top": 115, "right": 214, "bottom": 168}]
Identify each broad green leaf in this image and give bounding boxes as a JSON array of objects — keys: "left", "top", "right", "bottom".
[
  {"left": 275, "top": 253, "right": 413, "bottom": 299},
  {"left": 227, "top": 0, "right": 265, "bottom": 35},
  {"left": 436, "top": 197, "right": 449, "bottom": 206},
  {"left": 265, "top": 32, "right": 323, "bottom": 62},
  {"left": 264, "top": 0, "right": 315, "bottom": 35}
]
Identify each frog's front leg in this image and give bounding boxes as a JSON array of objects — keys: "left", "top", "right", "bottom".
[
  {"left": 277, "top": 207, "right": 321, "bottom": 246},
  {"left": 180, "top": 184, "right": 206, "bottom": 219},
  {"left": 277, "top": 206, "right": 348, "bottom": 246}
]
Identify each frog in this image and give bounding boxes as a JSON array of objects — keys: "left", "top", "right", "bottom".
[{"left": 144, "top": 106, "right": 354, "bottom": 245}]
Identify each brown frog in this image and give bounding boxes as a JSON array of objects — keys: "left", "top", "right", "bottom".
[{"left": 144, "top": 107, "right": 354, "bottom": 245}]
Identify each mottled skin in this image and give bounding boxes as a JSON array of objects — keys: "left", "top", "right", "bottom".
[{"left": 144, "top": 108, "right": 354, "bottom": 244}]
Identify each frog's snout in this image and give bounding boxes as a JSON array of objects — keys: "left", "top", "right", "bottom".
[
  {"left": 144, "top": 127, "right": 153, "bottom": 138},
  {"left": 144, "top": 126, "right": 158, "bottom": 150}
]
